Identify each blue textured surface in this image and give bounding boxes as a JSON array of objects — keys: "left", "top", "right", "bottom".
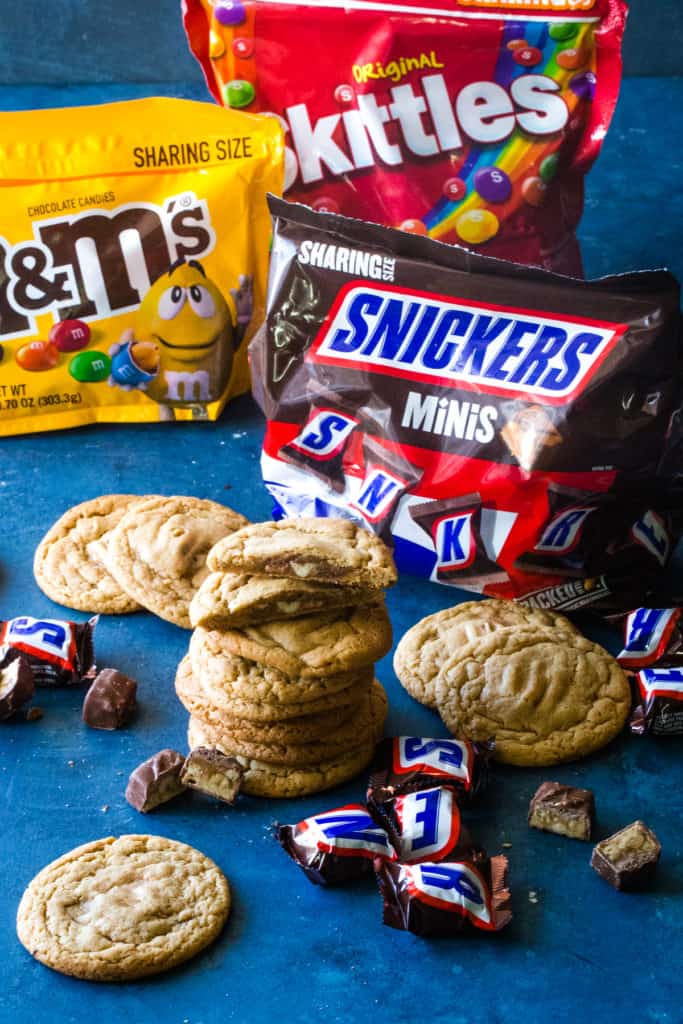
[{"left": 0, "top": 77, "right": 682, "bottom": 1024}]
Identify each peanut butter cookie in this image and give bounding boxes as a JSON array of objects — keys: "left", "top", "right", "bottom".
[
  {"left": 189, "top": 571, "right": 379, "bottom": 630},
  {"left": 106, "top": 495, "right": 248, "bottom": 628},
  {"left": 206, "top": 517, "right": 397, "bottom": 588},
  {"left": 394, "top": 599, "right": 579, "bottom": 709},
  {"left": 188, "top": 717, "right": 378, "bottom": 798},
  {"left": 33, "top": 495, "right": 147, "bottom": 614},
  {"left": 435, "top": 627, "right": 630, "bottom": 766},
  {"left": 176, "top": 653, "right": 370, "bottom": 726},
  {"left": 187, "top": 679, "right": 387, "bottom": 765},
  {"left": 199, "top": 603, "right": 392, "bottom": 678},
  {"left": 16, "top": 834, "right": 230, "bottom": 981}
]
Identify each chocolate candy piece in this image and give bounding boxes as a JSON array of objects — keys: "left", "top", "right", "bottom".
[
  {"left": 410, "top": 493, "right": 508, "bottom": 588},
  {"left": 372, "top": 786, "right": 485, "bottom": 864},
  {"left": 48, "top": 319, "right": 90, "bottom": 353},
  {"left": 68, "top": 350, "right": 111, "bottom": 382},
  {"left": 367, "top": 736, "right": 489, "bottom": 808},
  {"left": 630, "top": 665, "right": 683, "bottom": 736},
  {"left": 528, "top": 781, "right": 595, "bottom": 841},
  {"left": 181, "top": 746, "right": 244, "bottom": 804},
  {"left": 223, "top": 79, "right": 255, "bottom": 109},
  {"left": 0, "top": 655, "right": 35, "bottom": 720},
  {"left": 351, "top": 435, "right": 422, "bottom": 538},
  {"left": 83, "top": 668, "right": 137, "bottom": 730},
  {"left": 474, "top": 167, "right": 512, "bottom": 204},
  {"left": 591, "top": 821, "right": 661, "bottom": 890},
  {"left": 376, "top": 856, "right": 511, "bottom": 935},
  {"left": 125, "top": 749, "right": 187, "bottom": 813},
  {"left": 16, "top": 341, "right": 58, "bottom": 372},
  {"left": 279, "top": 403, "right": 360, "bottom": 492},
  {"left": 277, "top": 803, "right": 396, "bottom": 886},
  {"left": 0, "top": 615, "right": 96, "bottom": 687}
]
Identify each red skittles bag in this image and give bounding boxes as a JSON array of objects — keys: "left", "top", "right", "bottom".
[{"left": 183, "top": 0, "right": 627, "bottom": 276}]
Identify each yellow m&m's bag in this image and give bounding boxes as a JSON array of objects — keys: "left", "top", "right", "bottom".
[{"left": 0, "top": 97, "right": 283, "bottom": 436}]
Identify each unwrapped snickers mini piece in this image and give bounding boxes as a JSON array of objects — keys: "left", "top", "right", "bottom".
[
  {"left": 528, "top": 782, "right": 595, "bottom": 841},
  {"left": 0, "top": 654, "right": 34, "bottom": 720},
  {"left": 125, "top": 749, "right": 187, "bottom": 813},
  {"left": 0, "top": 615, "right": 96, "bottom": 687},
  {"left": 82, "top": 668, "right": 137, "bottom": 730},
  {"left": 591, "top": 821, "right": 661, "bottom": 890},
  {"left": 367, "top": 736, "right": 489, "bottom": 811},
  {"left": 276, "top": 803, "right": 396, "bottom": 886},
  {"left": 376, "top": 856, "right": 511, "bottom": 936},
  {"left": 181, "top": 747, "right": 244, "bottom": 805}
]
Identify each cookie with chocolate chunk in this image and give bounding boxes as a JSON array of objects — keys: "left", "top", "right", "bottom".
[
  {"left": 206, "top": 517, "right": 397, "bottom": 588},
  {"left": 188, "top": 716, "right": 377, "bottom": 798},
  {"left": 189, "top": 571, "right": 379, "bottom": 630}
]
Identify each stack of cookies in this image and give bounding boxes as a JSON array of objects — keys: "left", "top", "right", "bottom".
[
  {"left": 33, "top": 494, "right": 248, "bottom": 627},
  {"left": 394, "top": 599, "right": 631, "bottom": 767},
  {"left": 176, "top": 518, "right": 398, "bottom": 798}
]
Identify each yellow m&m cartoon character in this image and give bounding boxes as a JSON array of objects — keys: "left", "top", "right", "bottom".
[{"left": 110, "top": 258, "right": 253, "bottom": 418}]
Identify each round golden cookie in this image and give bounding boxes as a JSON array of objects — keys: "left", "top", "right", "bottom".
[
  {"left": 16, "top": 834, "right": 230, "bottom": 981},
  {"left": 189, "top": 571, "right": 379, "bottom": 630},
  {"left": 33, "top": 495, "right": 147, "bottom": 614},
  {"left": 188, "top": 679, "right": 387, "bottom": 765},
  {"left": 207, "top": 516, "right": 398, "bottom": 588},
  {"left": 190, "top": 627, "right": 375, "bottom": 705},
  {"left": 199, "top": 602, "right": 392, "bottom": 679},
  {"left": 175, "top": 654, "right": 369, "bottom": 734},
  {"left": 394, "top": 599, "right": 580, "bottom": 709},
  {"left": 435, "top": 627, "right": 631, "bottom": 766},
  {"left": 188, "top": 717, "right": 378, "bottom": 798},
  {"left": 106, "top": 495, "right": 249, "bottom": 628}
]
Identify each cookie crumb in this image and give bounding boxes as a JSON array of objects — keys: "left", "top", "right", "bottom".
[
  {"left": 502, "top": 841, "right": 512, "bottom": 848},
  {"left": 25, "top": 707, "right": 44, "bottom": 722},
  {"left": 67, "top": 760, "right": 75, "bottom": 768},
  {"left": 101, "top": 805, "right": 109, "bottom": 812},
  {"left": 528, "top": 890, "right": 539, "bottom": 904}
]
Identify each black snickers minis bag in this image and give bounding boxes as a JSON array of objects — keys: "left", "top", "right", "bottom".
[{"left": 250, "top": 197, "right": 683, "bottom": 614}]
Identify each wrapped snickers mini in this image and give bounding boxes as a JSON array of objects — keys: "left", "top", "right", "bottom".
[
  {"left": 410, "top": 494, "right": 508, "bottom": 590},
  {"left": 276, "top": 803, "right": 396, "bottom": 886},
  {"left": 0, "top": 615, "right": 97, "bottom": 687},
  {"left": 372, "top": 785, "right": 486, "bottom": 866},
  {"left": 375, "top": 856, "right": 511, "bottom": 937},
  {"left": 350, "top": 436, "right": 422, "bottom": 541},
  {"left": 616, "top": 608, "right": 683, "bottom": 735},
  {"left": 367, "top": 736, "right": 489, "bottom": 813}
]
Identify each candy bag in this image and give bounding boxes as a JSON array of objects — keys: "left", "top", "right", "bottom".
[
  {"left": 0, "top": 97, "right": 283, "bottom": 436},
  {"left": 250, "top": 196, "right": 683, "bottom": 615},
  {"left": 183, "top": 0, "right": 627, "bottom": 275}
]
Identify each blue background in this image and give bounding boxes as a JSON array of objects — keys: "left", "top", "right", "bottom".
[{"left": 0, "top": 2, "right": 682, "bottom": 1023}]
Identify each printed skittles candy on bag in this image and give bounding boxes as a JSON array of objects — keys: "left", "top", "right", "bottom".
[{"left": 183, "top": 0, "right": 628, "bottom": 276}]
